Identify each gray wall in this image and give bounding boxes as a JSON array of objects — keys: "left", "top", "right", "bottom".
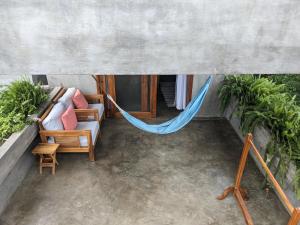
[
  {"left": 1, "top": 0, "right": 300, "bottom": 74},
  {"left": 193, "top": 75, "right": 224, "bottom": 117},
  {"left": 47, "top": 75, "right": 97, "bottom": 94}
]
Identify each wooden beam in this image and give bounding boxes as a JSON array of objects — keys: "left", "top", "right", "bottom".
[
  {"left": 150, "top": 75, "right": 158, "bottom": 118},
  {"left": 96, "top": 75, "right": 109, "bottom": 117},
  {"left": 107, "top": 75, "right": 116, "bottom": 117},
  {"left": 141, "top": 75, "right": 149, "bottom": 112},
  {"left": 114, "top": 111, "right": 152, "bottom": 119},
  {"left": 250, "top": 139, "right": 294, "bottom": 214},
  {"left": 186, "top": 74, "right": 194, "bottom": 104}
]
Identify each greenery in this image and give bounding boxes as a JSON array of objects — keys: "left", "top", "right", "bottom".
[
  {"left": 218, "top": 75, "right": 300, "bottom": 197},
  {"left": 267, "top": 75, "right": 300, "bottom": 103},
  {"left": 0, "top": 78, "right": 48, "bottom": 143}
]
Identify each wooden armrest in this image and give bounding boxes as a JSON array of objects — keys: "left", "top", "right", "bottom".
[
  {"left": 40, "top": 130, "right": 91, "bottom": 137},
  {"left": 51, "top": 87, "right": 66, "bottom": 103},
  {"left": 74, "top": 109, "right": 99, "bottom": 121},
  {"left": 84, "top": 94, "right": 104, "bottom": 104},
  {"left": 39, "top": 130, "right": 92, "bottom": 147}
]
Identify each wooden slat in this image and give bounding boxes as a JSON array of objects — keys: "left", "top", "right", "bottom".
[
  {"left": 56, "top": 147, "right": 90, "bottom": 153},
  {"left": 114, "top": 111, "right": 152, "bottom": 119},
  {"left": 51, "top": 87, "right": 65, "bottom": 103},
  {"left": 150, "top": 75, "right": 158, "bottom": 118},
  {"left": 141, "top": 75, "right": 149, "bottom": 112},
  {"left": 84, "top": 94, "right": 104, "bottom": 104},
  {"left": 40, "top": 130, "right": 91, "bottom": 137},
  {"left": 54, "top": 136, "right": 81, "bottom": 147}
]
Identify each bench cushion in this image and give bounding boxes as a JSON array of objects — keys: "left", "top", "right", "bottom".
[
  {"left": 42, "top": 102, "right": 65, "bottom": 130},
  {"left": 76, "top": 121, "right": 99, "bottom": 146},
  {"left": 88, "top": 104, "right": 104, "bottom": 119},
  {"left": 58, "top": 87, "right": 76, "bottom": 108}
]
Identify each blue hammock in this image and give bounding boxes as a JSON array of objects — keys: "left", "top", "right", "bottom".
[{"left": 107, "top": 76, "right": 212, "bottom": 134}]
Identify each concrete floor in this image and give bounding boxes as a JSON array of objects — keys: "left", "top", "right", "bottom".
[{"left": 0, "top": 118, "right": 289, "bottom": 225}]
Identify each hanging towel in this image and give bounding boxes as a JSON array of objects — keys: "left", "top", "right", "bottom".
[{"left": 175, "top": 75, "right": 187, "bottom": 110}]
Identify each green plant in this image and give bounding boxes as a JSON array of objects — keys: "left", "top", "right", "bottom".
[
  {"left": 0, "top": 77, "right": 48, "bottom": 143},
  {"left": 218, "top": 75, "right": 300, "bottom": 197},
  {"left": 267, "top": 75, "right": 300, "bottom": 103}
]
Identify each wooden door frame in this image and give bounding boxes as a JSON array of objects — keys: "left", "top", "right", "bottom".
[
  {"left": 186, "top": 75, "right": 194, "bottom": 104},
  {"left": 96, "top": 75, "right": 158, "bottom": 119}
]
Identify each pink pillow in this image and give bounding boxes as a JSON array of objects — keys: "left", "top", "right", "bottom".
[
  {"left": 72, "top": 89, "right": 88, "bottom": 109},
  {"left": 61, "top": 106, "right": 78, "bottom": 130}
]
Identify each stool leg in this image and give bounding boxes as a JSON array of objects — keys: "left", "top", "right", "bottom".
[
  {"left": 51, "top": 153, "right": 55, "bottom": 175},
  {"left": 39, "top": 155, "right": 43, "bottom": 174}
]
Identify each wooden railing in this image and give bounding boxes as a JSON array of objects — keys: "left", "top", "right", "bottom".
[{"left": 217, "top": 133, "right": 300, "bottom": 225}]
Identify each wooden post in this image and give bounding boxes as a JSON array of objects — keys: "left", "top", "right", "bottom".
[
  {"left": 141, "top": 75, "right": 149, "bottom": 112},
  {"left": 150, "top": 75, "right": 158, "bottom": 118},
  {"left": 234, "top": 134, "right": 253, "bottom": 189},
  {"left": 287, "top": 208, "right": 300, "bottom": 225},
  {"left": 186, "top": 75, "right": 194, "bottom": 104},
  {"left": 107, "top": 75, "right": 116, "bottom": 117}
]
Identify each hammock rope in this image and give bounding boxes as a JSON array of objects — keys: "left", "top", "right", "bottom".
[{"left": 107, "top": 76, "right": 212, "bottom": 134}]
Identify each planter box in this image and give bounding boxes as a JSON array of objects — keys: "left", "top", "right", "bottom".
[
  {"left": 224, "top": 99, "right": 300, "bottom": 208},
  {"left": 0, "top": 87, "right": 61, "bottom": 215}
]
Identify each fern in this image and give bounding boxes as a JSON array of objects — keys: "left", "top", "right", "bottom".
[
  {"left": 218, "top": 75, "right": 300, "bottom": 198},
  {"left": 0, "top": 77, "right": 48, "bottom": 143}
]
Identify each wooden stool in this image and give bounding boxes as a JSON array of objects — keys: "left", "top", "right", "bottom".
[{"left": 32, "top": 143, "right": 60, "bottom": 175}]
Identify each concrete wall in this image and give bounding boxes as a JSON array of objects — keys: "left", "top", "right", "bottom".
[
  {"left": 193, "top": 75, "right": 224, "bottom": 117},
  {"left": 47, "top": 75, "right": 97, "bottom": 94},
  {"left": 1, "top": 0, "right": 300, "bottom": 75},
  {"left": 0, "top": 75, "right": 32, "bottom": 85}
]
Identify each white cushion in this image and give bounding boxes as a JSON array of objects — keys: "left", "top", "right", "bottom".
[
  {"left": 58, "top": 88, "right": 76, "bottom": 108},
  {"left": 88, "top": 104, "right": 104, "bottom": 119},
  {"left": 48, "top": 121, "right": 99, "bottom": 146},
  {"left": 42, "top": 102, "right": 65, "bottom": 130},
  {"left": 76, "top": 121, "right": 99, "bottom": 146}
]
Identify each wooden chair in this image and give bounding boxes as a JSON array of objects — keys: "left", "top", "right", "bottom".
[{"left": 38, "top": 103, "right": 101, "bottom": 161}]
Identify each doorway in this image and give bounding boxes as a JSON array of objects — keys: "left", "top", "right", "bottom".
[
  {"left": 95, "top": 75, "right": 193, "bottom": 119},
  {"left": 96, "top": 75, "right": 158, "bottom": 119},
  {"left": 157, "top": 75, "right": 194, "bottom": 117}
]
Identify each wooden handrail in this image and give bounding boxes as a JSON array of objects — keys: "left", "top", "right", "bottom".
[
  {"left": 249, "top": 140, "right": 294, "bottom": 214},
  {"left": 217, "top": 133, "right": 300, "bottom": 225}
]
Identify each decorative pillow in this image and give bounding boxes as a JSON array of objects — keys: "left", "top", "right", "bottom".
[
  {"left": 58, "top": 87, "right": 76, "bottom": 108},
  {"left": 42, "top": 102, "right": 65, "bottom": 130},
  {"left": 61, "top": 106, "right": 78, "bottom": 130},
  {"left": 72, "top": 89, "right": 88, "bottom": 109}
]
